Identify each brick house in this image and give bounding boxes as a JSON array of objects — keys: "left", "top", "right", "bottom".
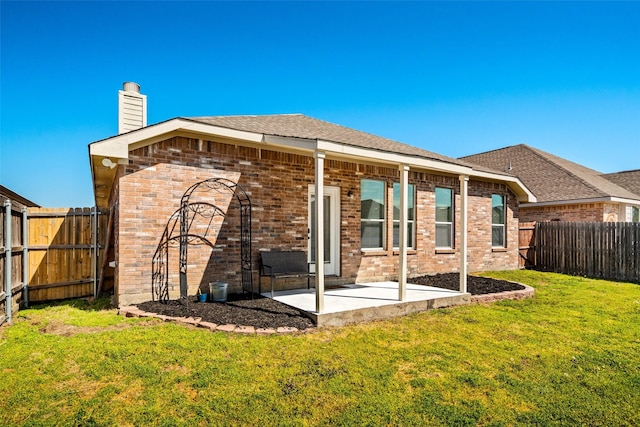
[
  {"left": 603, "top": 170, "right": 640, "bottom": 222},
  {"left": 89, "top": 83, "right": 535, "bottom": 308},
  {"left": 0, "top": 185, "right": 40, "bottom": 208},
  {"left": 461, "top": 144, "right": 640, "bottom": 224}
]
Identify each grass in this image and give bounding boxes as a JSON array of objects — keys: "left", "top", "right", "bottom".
[{"left": 1, "top": 270, "right": 639, "bottom": 426}]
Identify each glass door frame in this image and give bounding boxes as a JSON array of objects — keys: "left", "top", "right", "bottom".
[{"left": 308, "top": 185, "right": 340, "bottom": 276}]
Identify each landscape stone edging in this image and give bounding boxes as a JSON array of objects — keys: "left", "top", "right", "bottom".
[
  {"left": 470, "top": 283, "right": 535, "bottom": 304},
  {"left": 117, "top": 306, "right": 301, "bottom": 335},
  {"left": 119, "top": 284, "right": 535, "bottom": 334}
]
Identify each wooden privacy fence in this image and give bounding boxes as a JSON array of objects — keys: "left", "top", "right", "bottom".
[
  {"left": 27, "top": 207, "right": 109, "bottom": 302},
  {"left": 0, "top": 199, "right": 26, "bottom": 325},
  {"left": 518, "top": 221, "right": 536, "bottom": 268},
  {"left": 536, "top": 221, "right": 640, "bottom": 283},
  {"left": 1, "top": 202, "right": 109, "bottom": 324}
]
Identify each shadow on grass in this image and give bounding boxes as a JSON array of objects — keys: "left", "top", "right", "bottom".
[{"left": 27, "top": 295, "right": 114, "bottom": 312}]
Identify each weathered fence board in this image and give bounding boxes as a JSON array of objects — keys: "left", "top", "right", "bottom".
[
  {"left": 536, "top": 221, "right": 640, "bottom": 283},
  {"left": 1, "top": 199, "right": 26, "bottom": 325}
]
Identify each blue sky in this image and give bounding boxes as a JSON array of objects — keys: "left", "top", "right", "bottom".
[{"left": 1, "top": 1, "right": 638, "bottom": 207}]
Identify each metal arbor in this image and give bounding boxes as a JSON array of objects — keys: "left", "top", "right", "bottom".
[{"left": 152, "top": 178, "right": 252, "bottom": 303}]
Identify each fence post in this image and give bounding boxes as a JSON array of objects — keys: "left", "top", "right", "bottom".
[
  {"left": 22, "top": 206, "right": 28, "bottom": 308},
  {"left": 4, "top": 199, "right": 12, "bottom": 322},
  {"left": 92, "top": 206, "right": 98, "bottom": 297}
]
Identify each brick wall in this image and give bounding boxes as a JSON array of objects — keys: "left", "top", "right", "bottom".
[
  {"left": 113, "top": 136, "right": 520, "bottom": 306},
  {"left": 520, "top": 202, "right": 624, "bottom": 223}
]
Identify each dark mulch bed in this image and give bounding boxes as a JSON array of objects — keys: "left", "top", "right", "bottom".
[
  {"left": 136, "top": 273, "right": 524, "bottom": 330},
  {"left": 411, "top": 273, "right": 525, "bottom": 295},
  {"left": 137, "top": 293, "right": 316, "bottom": 330}
]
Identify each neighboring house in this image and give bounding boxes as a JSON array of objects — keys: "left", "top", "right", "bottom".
[
  {"left": 602, "top": 170, "right": 640, "bottom": 222},
  {"left": 0, "top": 185, "right": 40, "bottom": 208},
  {"left": 88, "top": 83, "right": 535, "bottom": 307},
  {"left": 461, "top": 144, "right": 640, "bottom": 223}
]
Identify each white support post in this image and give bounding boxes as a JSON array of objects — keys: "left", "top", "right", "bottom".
[
  {"left": 459, "top": 175, "right": 469, "bottom": 293},
  {"left": 22, "top": 206, "right": 29, "bottom": 308},
  {"left": 398, "top": 165, "right": 410, "bottom": 301},
  {"left": 4, "top": 199, "right": 12, "bottom": 322},
  {"left": 314, "top": 151, "right": 326, "bottom": 313}
]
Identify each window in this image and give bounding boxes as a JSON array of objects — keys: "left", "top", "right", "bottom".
[
  {"left": 492, "top": 194, "right": 506, "bottom": 247},
  {"left": 361, "top": 179, "right": 385, "bottom": 249},
  {"left": 393, "top": 183, "right": 415, "bottom": 248},
  {"left": 435, "top": 187, "right": 453, "bottom": 248},
  {"left": 633, "top": 206, "right": 640, "bottom": 223}
]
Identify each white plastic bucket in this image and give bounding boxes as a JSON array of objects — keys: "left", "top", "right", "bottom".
[{"left": 210, "top": 282, "right": 228, "bottom": 302}]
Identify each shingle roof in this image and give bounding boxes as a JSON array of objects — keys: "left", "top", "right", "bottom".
[
  {"left": 602, "top": 170, "right": 640, "bottom": 197},
  {"left": 0, "top": 185, "right": 40, "bottom": 207},
  {"left": 187, "top": 114, "right": 499, "bottom": 173},
  {"left": 460, "top": 144, "right": 640, "bottom": 202}
]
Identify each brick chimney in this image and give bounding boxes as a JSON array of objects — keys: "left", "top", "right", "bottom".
[{"left": 118, "top": 82, "right": 147, "bottom": 134}]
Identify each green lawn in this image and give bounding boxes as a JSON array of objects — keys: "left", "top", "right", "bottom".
[{"left": 1, "top": 271, "right": 639, "bottom": 426}]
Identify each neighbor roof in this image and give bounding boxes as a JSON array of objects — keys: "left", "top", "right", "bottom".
[
  {"left": 460, "top": 144, "right": 640, "bottom": 203},
  {"left": 0, "top": 185, "right": 39, "bottom": 207},
  {"left": 602, "top": 170, "right": 640, "bottom": 197}
]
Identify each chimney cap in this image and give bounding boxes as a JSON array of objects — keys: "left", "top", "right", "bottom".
[{"left": 122, "top": 82, "right": 140, "bottom": 93}]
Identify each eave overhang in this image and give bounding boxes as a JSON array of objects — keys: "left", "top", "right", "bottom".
[
  {"left": 89, "top": 118, "right": 537, "bottom": 208},
  {"left": 520, "top": 196, "right": 640, "bottom": 209}
]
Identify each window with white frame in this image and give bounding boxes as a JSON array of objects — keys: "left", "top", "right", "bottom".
[
  {"left": 435, "top": 187, "right": 453, "bottom": 248},
  {"left": 393, "top": 183, "right": 415, "bottom": 248},
  {"left": 492, "top": 194, "right": 506, "bottom": 247},
  {"left": 633, "top": 206, "right": 640, "bottom": 223},
  {"left": 361, "top": 179, "right": 385, "bottom": 249}
]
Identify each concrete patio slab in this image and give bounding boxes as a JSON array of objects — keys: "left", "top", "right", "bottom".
[{"left": 263, "top": 281, "right": 471, "bottom": 327}]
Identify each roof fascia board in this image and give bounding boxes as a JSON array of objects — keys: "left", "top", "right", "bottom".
[
  {"left": 89, "top": 120, "right": 183, "bottom": 159},
  {"left": 610, "top": 197, "right": 640, "bottom": 206},
  {"left": 469, "top": 170, "right": 537, "bottom": 203},
  {"left": 316, "top": 139, "right": 474, "bottom": 175},
  {"left": 89, "top": 119, "right": 265, "bottom": 159},
  {"left": 316, "top": 139, "right": 534, "bottom": 202},
  {"left": 261, "top": 135, "right": 318, "bottom": 151},
  {"left": 88, "top": 119, "right": 536, "bottom": 204},
  {"left": 521, "top": 196, "right": 640, "bottom": 208},
  {"left": 264, "top": 136, "right": 535, "bottom": 203},
  {"left": 181, "top": 121, "right": 264, "bottom": 143},
  {"left": 264, "top": 135, "right": 475, "bottom": 175}
]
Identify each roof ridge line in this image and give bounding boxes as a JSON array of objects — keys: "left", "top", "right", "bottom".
[
  {"left": 602, "top": 168, "right": 640, "bottom": 175},
  {"left": 527, "top": 146, "right": 618, "bottom": 198},
  {"left": 459, "top": 143, "right": 525, "bottom": 159}
]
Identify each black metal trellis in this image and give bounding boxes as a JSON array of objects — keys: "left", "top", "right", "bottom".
[{"left": 152, "top": 178, "right": 252, "bottom": 303}]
